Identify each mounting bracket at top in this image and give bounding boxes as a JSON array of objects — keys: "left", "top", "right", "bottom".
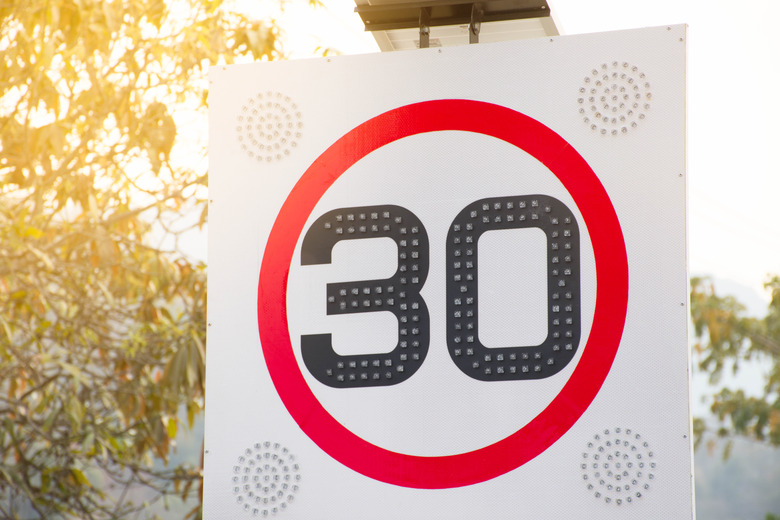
[
  {"left": 419, "top": 6, "right": 430, "bottom": 48},
  {"left": 356, "top": 0, "right": 551, "bottom": 33},
  {"left": 469, "top": 3, "right": 483, "bottom": 44},
  {"left": 419, "top": 2, "right": 482, "bottom": 47},
  {"left": 355, "top": 0, "right": 557, "bottom": 52}
]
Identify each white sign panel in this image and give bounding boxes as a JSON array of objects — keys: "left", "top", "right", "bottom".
[{"left": 206, "top": 25, "right": 691, "bottom": 520}]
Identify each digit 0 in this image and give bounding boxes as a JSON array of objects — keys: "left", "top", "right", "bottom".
[{"left": 446, "top": 195, "right": 580, "bottom": 381}]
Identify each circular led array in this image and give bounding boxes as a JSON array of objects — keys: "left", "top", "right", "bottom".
[
  {"left": 581, "top": 428, "right": 656, "bottom": 505},
  {"left": 578, "top": 62, "right": 651, "bottom": 135},
  {"left": 232, "top": 442, "right": 301, "bottom": 516},
  {"left": 237, "top": 92, "right": 302, "bottom": 162}
]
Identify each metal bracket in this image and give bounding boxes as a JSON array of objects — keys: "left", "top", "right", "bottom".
[
  {"left": 469, "top": 3, "right": 483, "bottom": 44},
  {"left": 419, "top": 6, "right": 431, "bottom": 48},
  {"left": 356, "top": 0, "right": 551, "bottom": 33}
]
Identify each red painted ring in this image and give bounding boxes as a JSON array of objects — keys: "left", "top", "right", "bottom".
[{"left": 258, "top": 99, "right": 629, "bottom": 489}]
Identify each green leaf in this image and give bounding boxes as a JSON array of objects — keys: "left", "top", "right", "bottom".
[
  {"left": 42, "top": 409, "right": 58, "bottom": 433},
  {"left": 66, "top": 394, "right": 85, "bottom": 431},
  {"left": 60, "top": 362, "right": 84, "bottom": 385},
  {"left": 41, "top": 468, "right": 52, "bottom": 493}
]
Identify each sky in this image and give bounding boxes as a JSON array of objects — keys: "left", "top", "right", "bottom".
[
  {"left": 260, "top": 0, "right": 780, "bottom": 311},
  {"left": 548, "top": 0, "right": 780, "bottom": 309}
]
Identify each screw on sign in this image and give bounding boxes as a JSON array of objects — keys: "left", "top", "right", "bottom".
[{"left": 257, "top": 99, "right": 629, "bottom": 489}]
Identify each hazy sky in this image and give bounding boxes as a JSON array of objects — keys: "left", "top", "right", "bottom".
[
  {"left": 549, "top": 1, "right": 780, "bottom": 302},
  {"left": 262, "top": 0, "right": 780, "bottom": 304}
]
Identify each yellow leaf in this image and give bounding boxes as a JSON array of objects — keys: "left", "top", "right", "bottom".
[
  {"left": 167, "top": 416, "right": 177, "bottom": 439},
  {"left": 40, "top": 39, "right": 55, "bottom": 69},
  {"left": 23, "top": 226, "right": 43, "bottom": 239},
  {"left": 71, "top": 468, "right": 91, "bottom": 488},
  {"left": 102, "top": 1, "right": 117, "bottom": 32},
  {"left": 27, "top": 245, "right": 54, "bottom": 270},
  {"left": 88, "top": 194, "right": 99, "bottom": 220}
]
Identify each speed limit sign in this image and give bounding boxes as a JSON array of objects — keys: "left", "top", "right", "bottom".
[{"left": 206, "top": 25, "right": 692, "bottom": 520}]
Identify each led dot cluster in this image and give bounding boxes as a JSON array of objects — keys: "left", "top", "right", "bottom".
[
  {"left": 237, "top": 92, "right": 302, "bottom": 162},
  {"left": 301, "top": 205, "right": 430, "bottom": 388},
  {"left": 581, "top": 428, "right": 656, "bottom": 505},
  {"left": 578, "top": 62, "right": 652, "bottom": 135},
  {"left": 232, "top": 442, "right": 301, "bottom": 517},
  {"left": 447, "top": 195, "right": 581, "bottom": 381}
]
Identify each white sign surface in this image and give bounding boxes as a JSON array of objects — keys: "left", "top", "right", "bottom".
[{"left": 206, "top": 25, "right": 691, "bottom": 520}]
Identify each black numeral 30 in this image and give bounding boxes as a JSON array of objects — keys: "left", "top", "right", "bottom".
[{"left": 300, "top": 196, "right": 580, "bottom": 388}]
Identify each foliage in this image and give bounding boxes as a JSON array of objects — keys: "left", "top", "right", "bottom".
[
  {"left": 691, "top": 277, "right": 780, "bottom": 519},
  {"left": 0, "top": 0, "right": 288, "bottom": 517},
  {"left": 690, "top": 276, "right": 780, "bottom": 451}
]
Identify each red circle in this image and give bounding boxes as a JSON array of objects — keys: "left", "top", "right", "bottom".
[{"left": 258, "top": 99, "right": 628, "bottom": 489}]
